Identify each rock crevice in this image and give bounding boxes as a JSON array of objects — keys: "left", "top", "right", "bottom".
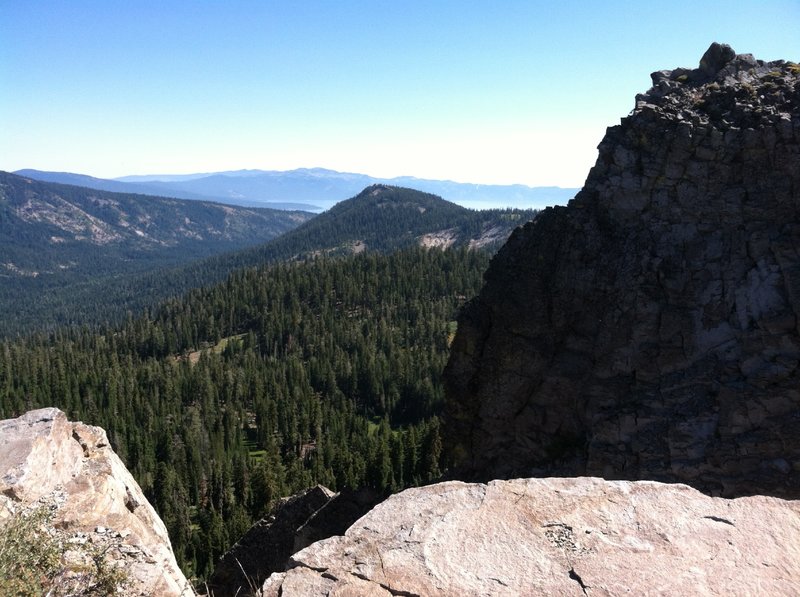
[{"left": 205, "top": 484, "right": 382, "bottom": 596}]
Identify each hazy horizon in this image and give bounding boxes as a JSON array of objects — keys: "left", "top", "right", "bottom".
[
  {"left": 2, "top": 1, "right": 798, "bottom": 187},
  {"left": 16, "top": 165, "right": 580, "bottom": 190}
]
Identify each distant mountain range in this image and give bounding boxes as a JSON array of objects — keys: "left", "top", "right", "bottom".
[{"left": 15, "top": 168, "right": 578, "bottom": 212}]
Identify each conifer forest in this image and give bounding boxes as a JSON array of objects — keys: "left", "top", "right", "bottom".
[{"left": 0, "top": 247, "right": 490, "bottom": 579}]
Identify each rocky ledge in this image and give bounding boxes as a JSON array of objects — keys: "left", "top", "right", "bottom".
[
  {"left": 0, "top": 408, "right": 192, "bottom": 595},
  {"left": 444, "top": 44, "right": 800, "bottom": 497},
  {"left": 263, "top": 477, "right": 800, "bottom": 596}
]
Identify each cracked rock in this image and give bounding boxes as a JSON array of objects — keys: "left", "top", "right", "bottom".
[{"left": 262, "top": 478, "right": 800, "bottom": 596}]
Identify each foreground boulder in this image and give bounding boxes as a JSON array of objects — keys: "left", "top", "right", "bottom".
[
  {"left": 263, "top": 477, "right": 800, "bottom": 596},
  {"left": 444, "top": 44, "right": 800, "bottom": 497},
  {"left": 0, "top": 408, "right": 192, "bottom": 595}
]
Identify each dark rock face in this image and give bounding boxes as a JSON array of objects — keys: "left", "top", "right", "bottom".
[
  {"left": 699, "top": 42, "right": 736, "bottom": 76},
  {"left": 204, "top": 485, "right": 381, "bottom": 596},
  {"left": 444, "top": 44, "right": 800, "bottom": 498},
  {"left": 204, "top": 486, "right": 332, "bottom": 596}
]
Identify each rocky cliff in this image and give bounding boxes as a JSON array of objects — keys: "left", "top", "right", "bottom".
[
  {"left": 0, "top": 408, "right": 192, "bottom": 595},
  {"left": 444, "top": 43, "right": 800, "bottom": 497},
  {"left": 263, "top": 477, "right": 800, "bottom": 596}
]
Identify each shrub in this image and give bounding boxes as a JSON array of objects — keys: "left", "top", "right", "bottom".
[
  {"left": 0, "top": 503, "right": 128, "bottom": 596},
  {"left": 0, "top": 505, "right": 62, "bottom": 596}
]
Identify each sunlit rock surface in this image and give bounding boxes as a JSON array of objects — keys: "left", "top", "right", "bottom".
[
  {"left": 0, "top": 408, "right": 193, "bottom": 595},
  {"left": 263, "top": 477, "right": 800, "bottom": 596}
]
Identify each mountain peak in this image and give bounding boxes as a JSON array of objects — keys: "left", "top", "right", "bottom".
[
  {"left": 366, "top": 183, "right": 393, "bottom": 195},
  {"left": 638, "top": 41, "right": 798, "bottom": 128},
  {"left": 249, "top": 185, "right": 537, "bottom": 261},
  {"left": 355, "top": 183, "right": 438, "bottom": 204}
]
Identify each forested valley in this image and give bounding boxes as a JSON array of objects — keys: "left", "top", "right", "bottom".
[
  {"left": 0, "top": 246, "right": 491, "bottom": 582},
  {"left": 1, "top": 179, "right": 534, "bottom": 337},
  {"left": 0, "top": 171, "right": 314, "bottom": 335}
]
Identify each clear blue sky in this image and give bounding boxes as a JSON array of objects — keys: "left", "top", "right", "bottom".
[{"left": 1, "top": 1, "right": 798, "bottom": 187}]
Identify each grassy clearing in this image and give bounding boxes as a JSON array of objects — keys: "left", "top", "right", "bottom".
[{"left": 171, "top": 333, "right": 247, "bottom": 365}]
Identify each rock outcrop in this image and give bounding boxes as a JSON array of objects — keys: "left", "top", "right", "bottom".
[
  {"left": 205, "top": 485, "right": 381, "bottom": 596},
  {"left": 263, "top": 477, "right": 800, "bottom": 596},
  {"left": 0, "top": 408, "right": 192, "bottom": 595},
  {"left": 444, "top": 44, "right": 800, "bottom": 497}
]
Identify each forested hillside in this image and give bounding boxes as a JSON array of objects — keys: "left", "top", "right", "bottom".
[
  {"left": 240, "top": 184, "right": 535, "bottom": 259},
  {"left": 0, "top": 183, "right": 534, "bottom": 337},
  {"left": 0, "top": 172, "right": 313, "bottom": 335},
  {"left": 0, "top": 247, "right": 490, "bottom": 582},
  {"left": 0, "top": 171, "right": 311, "bottom": 275}
]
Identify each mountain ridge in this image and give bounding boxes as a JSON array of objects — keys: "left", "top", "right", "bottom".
[
  {"left": 0, "top": 171, "right": 311, "bottom": 277},
  {"left": 16, "top": 167, "right": 578, "bottom": 211},
  {"left": 14, "top": 169, "right": 318, "bottom": 211}
]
